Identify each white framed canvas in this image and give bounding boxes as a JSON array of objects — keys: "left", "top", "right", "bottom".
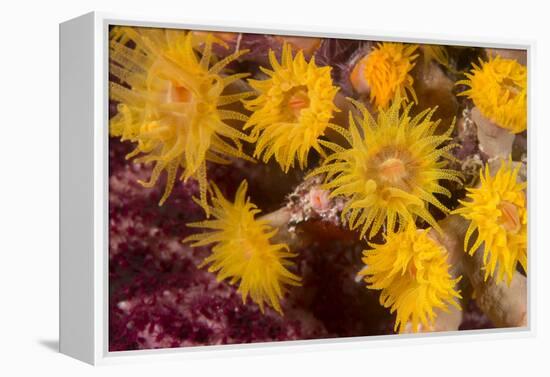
[{"left": 59, "top": 11, "right": 533, "bottom": 365}]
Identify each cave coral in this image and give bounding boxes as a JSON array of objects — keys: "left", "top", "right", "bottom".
[
  {"left": 184, "top": 180, "right": 301, "bottom": 314},
  {"left": 360, "top": 225, "right": 462, "bottom": 333},
  {"left": 454, "top": 161, "right": 527, "bottom": 285},
  {"left": 244, "top": 43, "right": 339, "bottom": 172},
  {"left": 107, "top": 26, "right": 529, "bottom": 349},
  {"left": 350, "top": 42, "right": 418, "bottom": 109},
  {"left": 458, "top": 55, "right": 527, "bottom": 133},
  {"left": 310, "top": 96, "right": 461, "bottom": 239},
  {"left": 109, "top": 27, "right": 253, "bottom": 212}
]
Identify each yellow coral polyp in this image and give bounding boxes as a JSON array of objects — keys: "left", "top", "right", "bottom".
[
  {"left": 454, "top": 161, "right": 527, "bottom": 284},
  {"left": 244, "top": 43, "right": 339, "bottom": 172},
  {"left": 458, "top": 55, "right": 527, "bottom": 133},
  {"left": 351, "top": 42, "right": 418, "bottom": 109},
  {"left": 183, "top": 180, "right": 301, "bottom": 314},
  {"left": 109, "top": 27, "right": 254, "bottom": 212},
  {"left": 360, "top": 226, "right": 462, "bottom": 333},
  {"left": 310, "top": 97, "right": 461, "bottom": 239}
]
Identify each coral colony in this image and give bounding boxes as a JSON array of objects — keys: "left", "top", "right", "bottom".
[{"left": 109, "top": 26, "right": 528, "bottom": 350}]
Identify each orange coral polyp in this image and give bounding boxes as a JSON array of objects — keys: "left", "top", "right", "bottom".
[
  {"left": 244, "top": 43, "right": 339, "bottom": 173},
  {"left": 360, "top": 226, "right": 462, "bottom": 333},
  {"left": 458, "top": 55, "right": 527, "bottom": 133},
  {"left": 310, "top": 97, "right": 461, "bottom": 239},
  {"left": 184, "top": 180, "right": 301, "bottom": 314},
  {"left": 109, "top": 27, "right": 253, "bottom": 212},
  {"left": 454, "top": 161, "right": 527, "bottom": 284},
  {"left": 352, "top": 42, "right": 419, "bottom": 109}
]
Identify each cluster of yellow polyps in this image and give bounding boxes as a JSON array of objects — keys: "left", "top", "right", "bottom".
[
  {"left": 110, "top": 28, "right": 340, "bottom": 314},
  {"left": 453, "top": 54, "right": 527, "bottom": 285},
  {"left": 109, "top": 27, "right": 527, "bottom": 326},
  {"left": 308, "top": 95, "right": 462, "bottom": 331}
]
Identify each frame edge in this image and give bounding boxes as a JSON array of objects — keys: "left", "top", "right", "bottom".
[{"left": 59, "top": 11, "right": 96, "bottom": 365}]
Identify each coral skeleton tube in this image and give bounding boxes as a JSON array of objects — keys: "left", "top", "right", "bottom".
[
  {"left": 184, "top": 180, "right": 301, "bottom": 314},
  {"left": 109, "top": 27, "right": 254, "bottom": 213},
  {"left": 435, "top": 215, "right": 527, "bottom": 328},
  {"left": 310, "top": 96, "right": 461, "bottom": 239}
]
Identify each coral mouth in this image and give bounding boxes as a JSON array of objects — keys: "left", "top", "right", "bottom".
[
  {"left": 167, "top": 82, "right": 193, "bottom": 103},
  {"left": 285, "top": 86, "right": 310, "bottom": 119},
  {"left": 378, "top": 157, "right": 407, "bottom": 183},
  {"left": 500, "top": 77, "right": 522, "bottom": 100},
  {"left": 498, "top": 200, "right": 521, "bottom": 233}
]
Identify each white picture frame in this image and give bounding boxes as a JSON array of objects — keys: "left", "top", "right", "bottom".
[{"left": 59, "top": 11, "right": 535, "bottom": 365}]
